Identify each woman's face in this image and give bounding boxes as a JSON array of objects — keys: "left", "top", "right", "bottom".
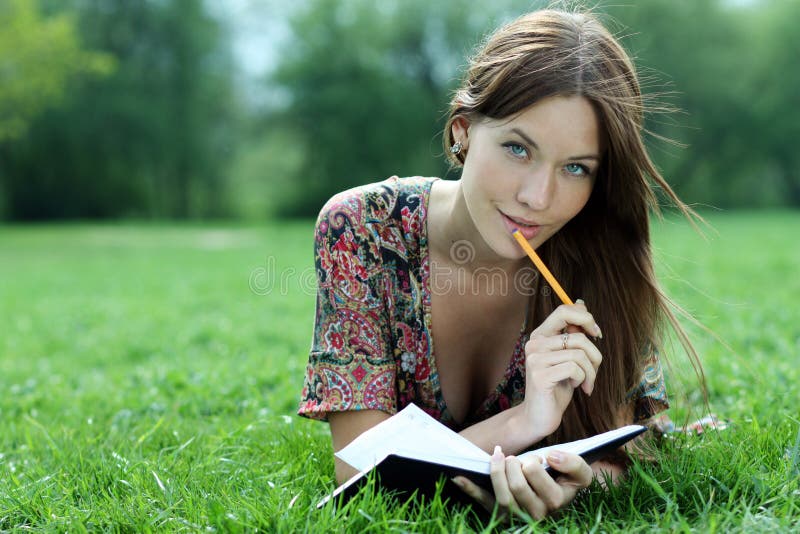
[{"left": 454, "top": 95, "right": 601, "bottom": 259}]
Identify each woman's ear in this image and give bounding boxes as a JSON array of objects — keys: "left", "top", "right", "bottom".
[{"left": 451, "top": 116, "right": 471, "bottom": 148}]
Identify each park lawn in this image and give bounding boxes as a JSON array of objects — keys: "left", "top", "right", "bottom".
[{"left": 0, "top": 212, "right": 798, "bottom": 532}]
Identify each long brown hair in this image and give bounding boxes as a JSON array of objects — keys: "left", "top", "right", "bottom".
[{"left": 443, "top": 9, "right": 706, "bottom": 444}]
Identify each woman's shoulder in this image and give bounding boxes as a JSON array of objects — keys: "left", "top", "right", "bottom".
[{"left": 316, "top": 176, "right": 439, "bottom": 231}]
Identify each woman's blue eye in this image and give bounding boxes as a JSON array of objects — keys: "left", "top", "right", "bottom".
[
  {"left": 504, "top": 143, "right": 528, "bottom": 158},
  {"left": 565, "top": 163, "right": 589, "bottom": 176}
]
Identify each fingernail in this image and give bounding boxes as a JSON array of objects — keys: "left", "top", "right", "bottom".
[
  {"left": 594, "top": 323, "right": 603, "bottom": 339},
  {"left": 451, "top": 476, "right": 465, "bottom": 489},
  {"left": 548, "top": 451, "right": 564, "bottom": 464},
  {"left": 576, "top": 298, "right": 585, "bottom": 305},
  {"left": 492, "top": 445, "right": 503, "bottom": 463}
]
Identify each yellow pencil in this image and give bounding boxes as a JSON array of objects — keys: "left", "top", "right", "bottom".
[{"left": 511, "top": 229, "right": 574, "bottom": 305}]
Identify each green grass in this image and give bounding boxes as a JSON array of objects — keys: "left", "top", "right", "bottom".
[{"left": 0, "top": 213, "right": 798, "bottom": 532}]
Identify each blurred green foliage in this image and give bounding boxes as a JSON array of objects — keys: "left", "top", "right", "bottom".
[
  {"left": 0, "top": 0, "right": 798, "bottom": 220},
  {"left": 0, "top": 0, "right": 114, "bottom": 143},
  {"left": 607, "top": 0, "right": 800, "bottom": 208},
  {"left": 262, "top": 0, "right": 528, "bottom": 216},
  {"left": 0, "top": 0, "right": 237, "bottom": 219}
]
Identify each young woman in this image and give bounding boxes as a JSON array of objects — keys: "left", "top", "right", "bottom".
[{"left": 298, "top": 9, "right": 699, "bottom": 519}]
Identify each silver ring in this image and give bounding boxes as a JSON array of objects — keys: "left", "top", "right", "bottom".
[{"left": 562, "top": 333, "right": 569, "bottom": 350}]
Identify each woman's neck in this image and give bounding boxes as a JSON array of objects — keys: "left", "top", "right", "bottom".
[{"left": 429, "top": 179, "right": 526, "bottom": 275}]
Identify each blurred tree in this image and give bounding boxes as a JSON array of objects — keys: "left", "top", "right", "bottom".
[
  {"left": 607, "top": 0, "right": 762, "bottom": 207},
  {"left": 1, "top": 0, "right": 238, "bottom": 220},
  {"left": 267, "top": 0, "right": 533, "bottom": 216},
  {"left": 608, "top": 0, "right": 798, "bottom": 208},
  {"left": 0, "top": 0, "right": 113, "bottom": 142},
  {"left": 748, "top": 0, "right": 800, "bottom": 205}
]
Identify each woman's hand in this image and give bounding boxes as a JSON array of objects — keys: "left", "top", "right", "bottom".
[
  {"left": 522, "top": 300, "right": 603, "bottom": 439},
  {"left": 453, "top": 447, "right": 594, "bottom": 521}
]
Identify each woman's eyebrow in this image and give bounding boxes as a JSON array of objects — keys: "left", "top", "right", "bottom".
[
  {"left": 510, "top": 127, "right": 539, "bottom": 151},
  {"left": 509, "top": 127, "right": 599, "bottom": 161}
]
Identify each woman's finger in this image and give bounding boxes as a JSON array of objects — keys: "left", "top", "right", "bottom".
[
  {"left": 561, "top": 332, "right": 603, "bottom": 370},
  {"left": 489, "top": 446, "right": 519, "bottom": 511},
  {"left": 526, "top": 331, "right": 602, "bottom": 370},
  {"left": 505, "top": 456, "right": 547, "bottom": 519},
  {"left": 574, "top": 332, "right": 603, "bottom": 371},
  {"left": 531, "top": 304, "right": 602, "bottom": 339},
  {"left": 521, "top": 457, "right": 565, "bottom": 512},
  {"left": 527, "top": 349, "right": 598, "bottom": 394},
  {"left": 540, "top": 361, "right": 586, "bottom": 390},
  {"left": 451, "top": 476, "right": 495, "bottom": 511},
  {"left": 546, "top": 451, "right": 594, "bottom": 489}
]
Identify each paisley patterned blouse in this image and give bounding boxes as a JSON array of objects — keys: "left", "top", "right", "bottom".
[{"left": 298, "top": 176, "right": 668, "bottom": 430}]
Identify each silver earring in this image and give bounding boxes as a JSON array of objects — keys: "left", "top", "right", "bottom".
[{"left": 450, "top": 141, "right": 463, "bottom": 155}]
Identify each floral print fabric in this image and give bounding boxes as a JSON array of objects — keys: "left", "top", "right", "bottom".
[{"left": 298, "top": 176, "right": 668, "bottom": 430}]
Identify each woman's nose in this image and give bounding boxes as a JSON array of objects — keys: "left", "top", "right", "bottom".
[{"left": 515, "top": 165, "right": 555, "bottom": 211}]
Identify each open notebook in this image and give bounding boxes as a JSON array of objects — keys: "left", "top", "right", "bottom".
[{"left": 318, "top": 403, "right": 646, "bottom": 507}]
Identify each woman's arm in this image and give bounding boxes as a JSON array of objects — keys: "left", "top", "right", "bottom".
[{"left": 329, "top": 410, "right": 392, "bottom": 484}]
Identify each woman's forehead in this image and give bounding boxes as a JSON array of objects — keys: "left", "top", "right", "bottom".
[{"left": 483, "top": 96, "right": 601, "bottom": 154}]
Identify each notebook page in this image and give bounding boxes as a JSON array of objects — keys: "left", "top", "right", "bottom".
[
  {"left": 518, "top": 425, "right": 644, "bottom": 469},
  {"left": 336, "top": 403, "right": 489, "bottom": 471}
]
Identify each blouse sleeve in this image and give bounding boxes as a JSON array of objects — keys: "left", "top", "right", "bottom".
[
  {"left": 297, "top": 192, "right": 396, "bottom": 421},
  {"left": 625, "top": 347, "right": 670, "bottom": 423}
]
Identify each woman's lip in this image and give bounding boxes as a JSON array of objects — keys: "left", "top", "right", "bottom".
[
  {"left": 500, "top": 211, "right": 541, "bottom": 240},
  {"left": 505, "top": 213, "right": 539, "bottom": 226}
]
